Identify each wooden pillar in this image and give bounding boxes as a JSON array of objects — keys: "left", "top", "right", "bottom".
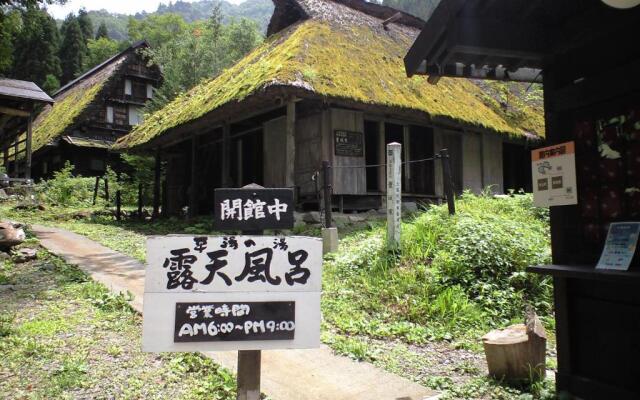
[
  {"left": 189, "top": 136, "right": 198, "bottom": 217},
  {"left": 2, "top": 144, "right": 8, "bottom": 174},
  {"left": 152, "top": 149, "right": 161, "bottom": 219},
  {"left": 222, "top": 122, "right": 231, "bottom": 187},
  {"left": 13, "top": 139, "right": 18, "bottom": 177},
  {"left": 285, "top": 100, "right": 296, "bottom": 188},
  {"left": 378, "top": 122, "right": 386, "bottom": 202},
  {"left": 25, "top": 114, "right": 33, "bottom": 180},
  {"left": 236, "top": 139, "right": 243, "bottom": 186},
  {"left": 403, "top": 125, "right": 410, "bottom": 192}
]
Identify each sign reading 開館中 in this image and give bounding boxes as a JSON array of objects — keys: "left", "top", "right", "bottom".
[
  {"left": 531, "top": 141, "right": 578, "bottom": 207},
  {"left": 142, "top": 234, "right": 322, "bottom": 352},
  {"left": 213, "top": 188, "right": 294, "bottom": 231}
]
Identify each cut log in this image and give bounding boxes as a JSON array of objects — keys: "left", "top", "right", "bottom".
[{"left": 482, "top": 315, "right": 546, "bottom": 382}]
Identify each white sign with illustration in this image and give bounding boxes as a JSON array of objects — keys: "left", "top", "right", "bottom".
[{"left": 531, "top": 141, "right": 578, "bottom": 207}]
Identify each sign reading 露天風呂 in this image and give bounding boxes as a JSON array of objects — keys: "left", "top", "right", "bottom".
[
  {"left": 531, "top": 141, "right": 578, "bottom": 207},
  {"left": 213, "top": 188, "right": 294, "bottom": 231},
  {"left": 142, "top": 235, "right": 322, "bottom": 352}
]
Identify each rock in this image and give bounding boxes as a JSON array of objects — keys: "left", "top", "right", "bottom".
[
  {"left": 402, "top": 202, "right": 418, "bottom": 213},
  {"left": 0, "top": 221, "right": 26, "bottom": 249},
  {"left": 13, "top": 248, "right": 37, "bottom": 263},
  {"left": 0, "top": 189, "right": 7, "bottom": 201},
  {"left": 72, "top": 211, "right": 93, "bottom": 220},
  {"left": 38, "top": 263, "right": 56, "bottom": 272},
  {"left": 302, "top": 211, "right": 322, "bottom": 224},
  {"left": 0, "top": 251, "right": 9, "bottom": 261},
  {"left": 0, "top": 285, "right": 16, "bottom": 293},
  {"left": 348, "top": 215, "right": 366, "bottom": 223}
]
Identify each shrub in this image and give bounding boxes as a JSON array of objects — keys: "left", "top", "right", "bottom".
[{"left": 36, "top": 162, "right": 97, "bottom": 207}]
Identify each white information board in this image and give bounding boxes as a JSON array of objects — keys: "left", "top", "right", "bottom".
[
  {"left": 142, "top": 235, "right": 322, "bottom": 352},
  {"left": 531, "top": 141, "right": 578, "bottom": 207},
  {"left": 596, "top": 222, "right": 640, "bottom": 271}
]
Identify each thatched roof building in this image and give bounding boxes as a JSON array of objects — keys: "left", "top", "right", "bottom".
[{"left": 116, "top": 0, "right": 544, "bottom": 215}]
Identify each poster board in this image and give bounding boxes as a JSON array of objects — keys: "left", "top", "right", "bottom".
[
  {"left": 531, "top": 141, "right": 578, "bottom": 207},
  {"left": 142, "top": 235, "right": 322, "bottom": 352},
  {"left": 596, "top": 222, "right": 640, "bottom": 271}
]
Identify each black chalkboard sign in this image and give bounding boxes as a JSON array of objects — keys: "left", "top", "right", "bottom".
[
  {"left": 335, "top": 130, "right": 364, "bottom": 157},
  {"left": 214, "top": 186, "right": 294, "bottom": 231},
  {"left": 174, "top": 301, "right": 295, "bottom": 342}
]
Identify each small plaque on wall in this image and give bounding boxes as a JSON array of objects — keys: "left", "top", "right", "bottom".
[{"left": 335, "top": 130, "right": 364, "bottom": 157}]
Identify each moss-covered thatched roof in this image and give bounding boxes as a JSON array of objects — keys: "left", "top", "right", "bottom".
[{"left": 116, "top": 0, "right": 544, "bottom": 150}]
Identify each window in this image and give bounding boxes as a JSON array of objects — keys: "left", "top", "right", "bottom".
[
  {"left": 106, "top": 106, "right": 114, "bottom": 123},
  {"left": 128, "top": 106, "right": 144, "bottom": 126},
  {"left": 146, "top": 83, "right": 153, "bottom": 99},
  {"left": 124, "top": 79, "right": 132, "bottom": 96}
]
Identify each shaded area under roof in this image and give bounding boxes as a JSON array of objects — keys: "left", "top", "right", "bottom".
[{"left": 0, "top": 79, "right": 54, "bottom": 104}]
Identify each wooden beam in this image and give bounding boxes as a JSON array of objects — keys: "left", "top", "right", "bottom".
[
  {"left": 25, "top": 114, "right": 32, "bottom": 180},
  {"left": 222, "top": 122, "right": 231, "bottom": 187},
  {"left": 285, "top": 100, "right": 296, "bottom": 188},
  {"left": 152, "top": 149, "right": 162, "bottom": 219},
  {"left": 0, "top": 106, "right": 30, "bottom": 118}
]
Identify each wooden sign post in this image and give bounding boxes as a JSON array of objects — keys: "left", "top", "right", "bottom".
[
  {"left": 386, "top": 142, "right": 402, "bottom": 250},
  {"left": 142, "top": 185, "right": 322, "bottom": 400}
]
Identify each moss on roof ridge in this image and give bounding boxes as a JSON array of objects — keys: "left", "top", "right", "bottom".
[{"left": 117, "top": 19, "right": 544, "bottom": 150}]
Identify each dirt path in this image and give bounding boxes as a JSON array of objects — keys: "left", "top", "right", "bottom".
[{"left": 32, "top": 224, "right": 439, "bottom": 400}]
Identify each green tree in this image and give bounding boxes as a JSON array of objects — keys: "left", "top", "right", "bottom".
[
  {"left": 0, "top": 10, "right": 21, "bottom": 75},
  {"left": 83, "top": 37, "right": 120, "bottom": 70},
  {"left": 0, "top": 0, "right": 66, "bottom": 6},
  {"left": 143, "top": 15, "right": 262, "bottom": 112},
  {"left": 59, "top": 15, "right": 87, "bottom": 83},
  {"left": 127, "top": 13, "right": 188, "bottom": 47},
  {"left": 11, "top": 7, "right": 61, "bottom": 86},
  {"left": 77, "top": 8, "right": 93, "bottom": 42},
  {"left": 95, "top": 21, "right": 109, "bottom": 39},
  {"left": 42, "top": 73, "right": 60, "bottom": 94}
]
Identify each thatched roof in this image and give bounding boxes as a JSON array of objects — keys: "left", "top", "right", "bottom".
[
  {"left": 30, "top": 41, "right": 149, "bottom": 154},
  {"left": 115, "top": 0, "right": 544, "bottom": 150}
]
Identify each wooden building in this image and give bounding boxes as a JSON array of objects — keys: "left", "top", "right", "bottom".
[
  {"left": 25, "top": 40, "right": 161, "bottom": 180},
  {"left": 115, "top": 0, "right": 544, "bottom": 216},
  {"left": 405, "top": 1, "right": 640, "bottom": 398},
  {"left": 1, "top": 79, "right": 54, "bottom": 179}
]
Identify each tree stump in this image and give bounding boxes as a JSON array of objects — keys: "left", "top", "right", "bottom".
[{"left": 482, "top": 311, "right": 547, "bottom": 382}]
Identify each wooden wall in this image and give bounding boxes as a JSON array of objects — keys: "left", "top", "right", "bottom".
[
  {"left": 295, "top": 113, "right": 323, "bottom": 195},
  {"left": 263, "top": 116, "right": 287, "bottom": 187},
  {"left": 329, "top": 108, "right": 367, "bottom": 195}
]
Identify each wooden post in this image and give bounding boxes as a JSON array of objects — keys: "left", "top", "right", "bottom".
[
  {"left": 152, "top": 150, "right": 161, "bottom": 219},
  {"left": 222, "top": 123, "right": 231, "bottom": 187},
  {"left": 237, "top": 350, "right": 261, "bottom": 400},
  {"left": 285, "top": 100, "right": 296, "bottom": 188},
  {"left": 104, "top": 177, "right": 110, "bottom": 203},
  {"left": 92, "top": 176, "right": 100, "bottom": 205},
  {"left": 378, "top": 122, "right": 386, "bottom": 196},
  {"left": 440, "top": 148, "right": 456, "bottom": 215},
  {"left": 403, "top": 125, "right": 410, "bottom": 191},
  {"left": 189, "top": 136, "right": 198, "bottom": 218},
  {"left": 138, "top": 182, "right": 143, "bottom": 220},
  {"left": 322, "top": 161, "right": 332, "bottom": 228},
  {"left": 386, "top": 142, "right": 401, "bottom": 250},
  {"left": 25, "top": 114, "right": 32, "bottom": 180},
  {"left": 115, "top": 173, "right": 122, "bottom": 221}
]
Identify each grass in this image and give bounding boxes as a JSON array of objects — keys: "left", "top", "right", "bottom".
[
  {"left": 1, "top": 190, "right": 556, "bottom": 399},
  {"left": 0, "top": 247, "right": 236, "bottom": 399}
]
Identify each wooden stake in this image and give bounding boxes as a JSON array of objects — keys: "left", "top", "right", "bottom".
[
  {"left": 237, "top": 350, "right": 261, "bottom": 400},
  {"left": 386, "top": 142, "right": 401, "bottom": 250}
]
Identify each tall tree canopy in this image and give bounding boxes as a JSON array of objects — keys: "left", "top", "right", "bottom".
[
  {"left": 11, "top": 7, "right": 61, "bottom": 87},
  {"left": 59, "top": 15, "right": 87, "bottom": 83},
  {"left": 77, "top": 8, "right": 93, "bottom": 42},
  {"left": 95, "top": 21, "right": 109, "bottom": 39},
  {"left": 127, "top": 13, "right": 189, "bottom": 47},
  {"left": 83, "top": 37, "right": 121, "bottom": 70}
]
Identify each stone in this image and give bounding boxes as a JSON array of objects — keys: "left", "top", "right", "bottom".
[
  {"left": 0, "top": 221, "right": 26, "bottom": 249},
  {"left": 38, "top": 263, "right": 56, "bottom": 272},
  {"left": 0, "top": 251, "right": 9, "bottom": 261},
  {"left": 13, "top": 248, "right": 37, "bottom": 263},
  {"left": 0, "top": 189, "right": 7, "bottom": 200},
  {"left": 402, "top": 202, "right": 418, "bottom": 213},
  {"left": 348, "top": 215, "right": 366, "bottom": 223},
  {"left": 302, "top": 211, "right": 322, "bottom": 224}
]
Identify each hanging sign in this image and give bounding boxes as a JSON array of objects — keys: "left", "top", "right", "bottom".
[
  {"left": 143, "top": 235, "right": 322, "bottom": 352},
  {"left": 531, "top": 141, "right": 578, "bottom": 207},
  {"left": 596, "top": 222, "right": 640, "bottom": 271},
  {"left": 335, "top": 130, "right": 364, "bottom": 157},
  {"left": 214, "top": 187, "right": 294, "bottom": 231}
]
